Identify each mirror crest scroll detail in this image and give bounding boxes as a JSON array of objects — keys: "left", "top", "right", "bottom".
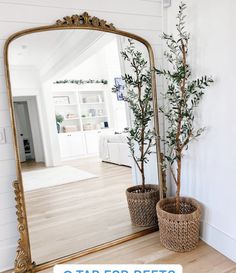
[{"left": 56, "top": 12, "right": 116, "bottom": 30}]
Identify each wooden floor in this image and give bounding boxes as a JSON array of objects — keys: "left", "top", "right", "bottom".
[
  {"left": 23, "top": 157, "right": 148, "bottom": 265},
  {"left": 16, "top": 159, "right": 236, "bottom": 273},
  {"left": 5, "top": 232, "right": 236, "bottom": 273},
  {"left": 37, "top": 232, "right": 236, "bottom": 273}
]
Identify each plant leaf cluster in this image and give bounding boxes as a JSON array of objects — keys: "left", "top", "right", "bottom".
[{"left": 56, "top": 114, "right": 64, "bottom": 124}]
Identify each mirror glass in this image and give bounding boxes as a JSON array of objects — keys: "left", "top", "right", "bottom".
[{"left": 8, "top": 29, "right": 158, "bottom": 265}]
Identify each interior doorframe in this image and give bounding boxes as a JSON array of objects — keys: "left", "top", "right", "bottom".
[{"left": 14, "top": 96, "right": 45, "bottom": 163}]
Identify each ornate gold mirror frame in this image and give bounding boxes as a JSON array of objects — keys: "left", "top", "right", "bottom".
[{"left": 4, "top": 12, "right": 164, "bottom": 273}]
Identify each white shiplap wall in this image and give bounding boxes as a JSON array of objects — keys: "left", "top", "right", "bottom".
[
  {"left": 165, "top": 0, "right": 236, "bottom": 262},
  {"left": 0, "top": 0, "right": 163, "bottom": 270}
]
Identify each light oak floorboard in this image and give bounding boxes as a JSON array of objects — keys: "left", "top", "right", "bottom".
[
  {"left": 4, "top": 233, "right": 236, "bottom": 273},
  {"left": 22, "top": 157, "right": 148, "bottom": 265},
  {"left": 35, "top": 232, "right": 236, "bottom": 273}
]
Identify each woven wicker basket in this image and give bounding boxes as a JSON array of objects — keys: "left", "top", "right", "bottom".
[
  {"left": 126, "top": 184, "right": 159, "bottom": 227},
  {"left": 156, "top": 196, "right": 201, "bottom": 252}
]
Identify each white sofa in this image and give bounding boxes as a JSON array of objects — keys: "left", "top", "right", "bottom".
[{"left": 99, "top": 133, "right": 132, "bottom": 167}]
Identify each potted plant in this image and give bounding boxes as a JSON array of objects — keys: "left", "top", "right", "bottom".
[
  {"left": 115, "top": 39, "right": 159, "bottom": 227},
  {"left": 156, "top": 2, "right": 213, "bottom": 251},
  {"left": 56, "top": 114, "right": 64, "bottom": 133}
]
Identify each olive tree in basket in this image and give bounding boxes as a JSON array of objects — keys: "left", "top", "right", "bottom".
[
  {"left": 113, "top": 39, "right": 159, "bottom": 227},
  {"left": 155, "top": 2, "right": 213, "bottom": 252}
]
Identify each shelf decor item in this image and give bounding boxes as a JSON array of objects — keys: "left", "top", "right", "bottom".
[
  {"left": 83, "top": 123, "right": 93, "bottom": 131},
  {"left": 114, "top": 77, "right": 125, "bottom": 101},
  {"left": 97, "top": 109, "right": 103, "bottom": 116},
  {"left": 89, "top": 109, "right": 96, "bottom": 117},
  {"left": 53, "top": 96, "right": 70, "bottom": 105},
  {"left": 156, "top": 2, "right": 213, "bottom": 252},
  {"left": 115, "top": 39, "right": 159, "bottom": 227},
  {"left": 66, "top": 113, "right": 77, "bottom": 119},
  {"left": 56, "top": 114, "right": 64, "bottom": 133},
  {"left": 97, "top": 95, "right": 103, "bottom": 103},
  {"left": 63, "top": 125, "right": 77, "bottom": 133}
]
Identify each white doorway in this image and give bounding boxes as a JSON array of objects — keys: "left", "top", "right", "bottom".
[{"left": 14, "top": 96, "right": 45, "bottom": 163}]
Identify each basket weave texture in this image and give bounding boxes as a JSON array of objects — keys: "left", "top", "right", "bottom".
[
  {"left": 156, "top": 196, "right": 201, "bottom": 252},
  {"left": 126, "top": 184, "right": 159, "bottom": 227}
]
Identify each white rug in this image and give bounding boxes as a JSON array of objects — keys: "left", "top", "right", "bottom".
[{"left": 22, "top": 166, "right": 97, "bottom": 192}]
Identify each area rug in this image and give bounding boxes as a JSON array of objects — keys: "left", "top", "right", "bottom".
[{"left": 22, "top": 165, "right": 97, "bottom": 192}]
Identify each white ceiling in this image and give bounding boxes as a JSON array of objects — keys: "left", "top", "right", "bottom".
[
  {"left": 9, "top": 30, "right": 66, "bottom": 67},
  {"left": 8, "top": 29, "right": 105, "bottom": 73},
  {"left": 8, "top": 29, "right": 147, "bottom": 84}
]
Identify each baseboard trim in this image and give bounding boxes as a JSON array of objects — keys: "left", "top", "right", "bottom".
[
  {"left": 200, "top": 221, "right": 236, "bottom": 262},
  {"left": 2, "top": 267, "right": 13, "bottom": 273}
]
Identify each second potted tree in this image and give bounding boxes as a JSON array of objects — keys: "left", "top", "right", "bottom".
[{"left": 115, "top": 39, "right": 159, "bottom": 227}]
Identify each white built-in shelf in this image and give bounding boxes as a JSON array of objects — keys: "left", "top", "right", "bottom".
[
  {"left": 64, "top": 117, "right": 80, "bottom": 121},
  {"left": 80, "top": 102, "right": 105, "bottom": 105},
  {"left": 58, "top": 128, "right": 112, "bottom": 134},
  {"left": 58, "top": 131, "right": 81, "bottom": 134},
  {"left": 54, "top": 104, "right": 77, "bottom": 107},
  {"left": 82, "top": 115, "right": 108, "bottom": 119},
  {"left": 83, "top": 128, "right": 112, "bottom": 133},
  {"left": 53, "top": 87, "right": 110, "bottom": 137}
]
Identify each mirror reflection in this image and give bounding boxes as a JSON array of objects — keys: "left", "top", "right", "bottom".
[{"left": 8, "top": 30, "right": 158, "bottom": 264}]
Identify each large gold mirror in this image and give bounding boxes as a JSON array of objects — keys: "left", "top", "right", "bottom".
[{"left": 4, "top": 13, "right": 163, "bottom": 273}]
